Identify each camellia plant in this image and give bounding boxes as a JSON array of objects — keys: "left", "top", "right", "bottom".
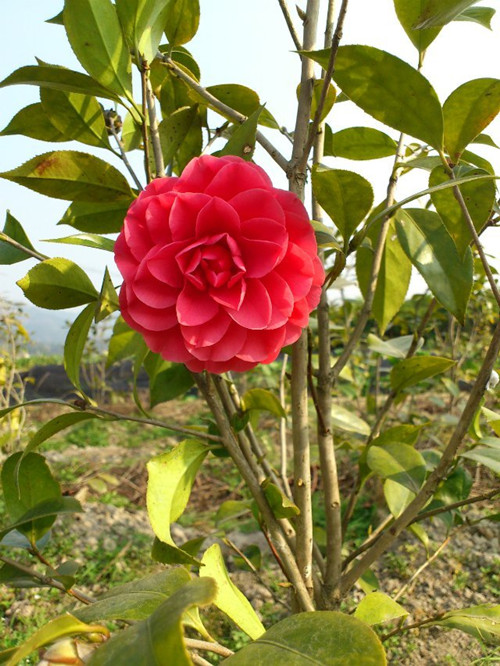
[{"left": 1, "top": 0, "right": 500, "bottom": 664}]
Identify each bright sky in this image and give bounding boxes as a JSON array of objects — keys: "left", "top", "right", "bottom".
[{"left": 1, "top": 0, "right": 499, "bottom": 302}]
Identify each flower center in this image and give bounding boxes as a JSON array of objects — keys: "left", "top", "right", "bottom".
[{"left": 176, "top": 233, "right": 246, "bottom": 290}]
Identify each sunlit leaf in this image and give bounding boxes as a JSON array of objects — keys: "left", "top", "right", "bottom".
[
  {"left": 367, "top": 442, "right": 427, "bottom": 493},
  {"left": 59, "top": 200, "right": 131, "bottom": 233},
  {"left": 0, "top": 211, "right": 38, "bottom": 265},
  {"left": 415, "top": 0, "right": 482, "bottom": 28},
  {"left": 64, "top": 303, "right": 97, "bottom": 395},
  {"left": 116, "top": 0, "right": 174, "bottom": 63},
  {"left": 324, "top": 125, "right": 397, "bottom": 160},
  {"left": 144, "top": 354, "right": 195, "bottom": 406},
  {"left": 164, "top": 0, "right": 200, "bottom": 46},
  {"left": 393, "top": 0, "right": 442, "bottom": 53},
  {"left": 461, "top": 447, "right": 500, "bottom": 475},
  {"left": 0, "top": 497, "right": 82, "bottom": 542},
  {"left": 241, "top": 388, "right": 286, "bottom": 418},
  {"left": 390, "top": 355, "right": 456, "bottom": 392},
  {"left": 219, "top": 106, "right": 263, "bottom": 161},
  {"left": 0, "top": 103, "right": 66, "bottom": 142},
  {"left": 455, "top": 6, "right": 496, "bottom": 29},
  {"left": 354, "top": 592, "right": 408, "bottom": 626},
  {"left": 331, "top": 404, "right": 370, "bottom": 436},
  {"left": 261, "top": 479, "right": 300, "bottom": 519},
  {"left": 431, "top": 604, "right": 500, "bottom": 644},
  {"left": 367, "top": 334, "right": 420, "bottom": 359}
]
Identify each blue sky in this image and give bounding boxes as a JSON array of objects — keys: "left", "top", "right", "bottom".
[{"left": 1, "top": 0, "right": 499, "bottom": 302}]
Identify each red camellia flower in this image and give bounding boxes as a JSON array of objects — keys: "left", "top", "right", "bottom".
[{"left": 114, "top": 155, "right": 324, "bottom": 373}]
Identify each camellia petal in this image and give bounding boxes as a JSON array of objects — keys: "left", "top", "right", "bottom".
[
  {"left": 205, "top": 161, "right": 271, "bottom": 200},
  {"left": 169, "top": 192, "right": 211, "bottom": 240},
  {"left": 230, "top": 188, "right": 286, "bottom": 224},
  {"left": 195, "top": 196, "right": 241, "bottom": 237},
  {"left": 237, "top": 326, "right": 287, "bottom": 364},
  {"left": 227, "top": 279, "right": 272, "bottom": 330},
  {"left": 181, "top": 311, "right": 232, "bottom": 348},
  {"left": 187, "top": 321, "right": 247, "bottom": 361},
  {"left": 146, "top": 242, "right": 185, "bottom": 288},
  {"left": 176, "top": 282, "right": 220, "bottom": 326}
]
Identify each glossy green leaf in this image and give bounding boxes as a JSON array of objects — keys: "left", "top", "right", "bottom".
[
  {"left": 2, "top": 452, "right": 62, "bottom": 543},
  {"left": 472, "top": 133, "right": 499, "bottom": 148},
  {"left": 373, "top": 425, "right": 424, "bottom": 448},
  {"left": 45, "top": 233, "right": 115, "bottom": 253},
  {"left": 204, "top": 84, "right": 279, "bottom": 129},
  {"left": 4, "top": 615, "right": 108, "bottom": 666},
  {"left": 0, "top": 151, "right": 134, "bottom": 202},
  {"left": 144, "top": 354, "right": 195, "bottom": 406},
  {"left": 356, "top": 218, "right": 412, "bottom": 333},
  {"left": 311, "top": 220, "right": 342, "bottom": 250},
  {"left": 443, "top": 78, "right": 500, "bottom": 161},
  {"left": 261, "top": 479, "right": 300, "bottom": 519},
  {"left": 241, "top": 388, "right": 286, "bottom": 418},
  {"left": 312, "top": 166, "right": 373, "bottom": 245},
  {"left": 391, "top": 355, "right": 456, "bottom": 392},
  {"left": 456, "top": 6, "right": 495, "bottom": 28},
  {"left": 306, "top": 45, "right": 443, "bottom": 149},
  {"left": 215, "top": 499, "right": 252, "bottom": 526},
  {"left": 200, "top": 543, "right": 265, "bottom": 639},
  {"left": 151, "top": 537, "right": 202, "bottom": 566},
  {"left": 120, "top": 112, "right": 143, "bottom": 151},
  {"left": 95, "top": 267, "right": 119, "bottom": 322},
  {"left": 59, "top": 200, "right": 131, "bottom": 233},
  {"left": 0, "top": 211, "right": 38, "bottom": 265},
  {"left": 64, "top": 0, "right": 132, "bottom": 99},
  {"left": 461, "top": 447, "right": 500, "bottom": 475},
  {"left": 40, "top": 88, "right": 110, "bottom": 149},
  {"left": 429, "top": 165, "right": 495, "bottom": 256},
  {"left": 0, "top": 496, "right": 82, "bottom": 542},
  {"left": 23, "top": 413, "right": 100, "bottom": 459},
  {"left": 222, "top": 611, "right": 386, "bottom": 665},
  {"left": 431, "top": 604, "right": 500, "bottom": 644},
  {"left": 0, "top": 64, "right": 121, "bottom": 102},
  {"left": 219, "top": 106, "right": 263, "bottom": 161},
  {"left": 384, "top": 479, "right": 415, "bottom": 518},
  {"left": 297, "top": 79, "right": 336, "bottom": 122},
  {"left": 46, "top": 10, "right": 65, "bottom": 25},
  {"left": 354, "top": 591, "right": 408, "bottom": 626},
  {"left": 415, "top": 0, "right": 482, "bottom": 28},
  {"left": 0, "top": 561, "right": 46, "bottom": 589},
  {"left": 461, "top": 148, "right": 494, "bottom": 174},
  {"left": 64, "top": 303, "right": 97, "bottom": 394},
  {"left": 324, "top": 125, "right": 397, "bottom": 160},
  {"left": 87, "top": 578, "right": 216, "bottom": 666},
  {"left": 395, "top": 208, "right": 473, "bottom": 323},
  {"left": 159, "top": 105, "right": 198, "bottom": 165},
  {"left": 393, "top": 0, "right": 442, "bottom": 53},
  {"left": 17, "top": 258, "right": 98, "bottom": 310},
  {"left": 0, "top": 103, "right": 66, "bottom": 142},
  {"left": 116, "top": 0, "right": 173, "bottom": 63},
  {"left": 106, "top": 316, "right": 143, "bottom": 367},
  {"left": 174, "top": 110, "right": 202, "bottom": 172},
  {"left": 147, "top": 440, "right": 208, "bottom": 545},
  {"left": 367, "top": 334, "right": 419, "bottom": 359},
  {"left": 331, "top": 404, "right": 370, "bottom": 436},
  {"left": 367, "top": 442, "right": 427, "bottom": 493},
  {"left": 164, "top": 0, "right": 200, "bottom": 46}
]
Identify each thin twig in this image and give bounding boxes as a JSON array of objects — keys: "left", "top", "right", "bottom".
[
  {"left": 340, "top": 318, "right": 500, "bottom": 595},
  {"left": 277, "top": 0, "right": 303, "bottom": 50},
  {"left": 158, "top": 55, "right": 290, "bottom": 172},
  {"left": 145, "top": 68, "right": 165, "bottom": 178},
  {"left": 190, "top": 654, "right": 213, "bottom": 666},
  {"left": 381, "top": 610, "right": 448, "bottom": 642},
  {"left": 140, "top": 63, "right": 152, "bottom": 183},
  {"left": 185, "top": 638, "right": 234, "bottom": 658},
  {"left": 279, "top": 354, "right": 293, "bottom": 499},
  {"left": 0, "top": 233, "right": 48, "bottom": 262},
  {"left": 108, "top": 123, "right": 143, "bottom": 191}
]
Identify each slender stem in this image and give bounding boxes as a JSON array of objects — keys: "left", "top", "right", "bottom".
[
  {"left": 185, "top": 638, "right": 233, "bottom": 658},
  {"left": 381, "top": 610, "right": 448, "bottom": 642},
  {"left": 140, "top": 64, "right": 152, "bottom": 183},
  {"left": 0, "top": 555, "right": 95, "bottom": 605},
  {"left": 144, "top": 68, "right": 165, "bottom": 178},
  {"left": 158, "top": 55, "right": 290, "bottom": 173},
  {"left": 279, "top": 354, "right": 293, "bottom": 499},
  {"left": 298, "top": 0, "right": 350, "bottom": 171},
  {"left": 277, "top": 0, "right": 303, "bottom": 50},
  {"left": 0, "top": 233, "right": 48, "bottom": 262},
  {"left": 340, "top": 318, "right": 500, "bottom": 595},
  {"left": 194, "top": 373, "right": 315, "bottom": 612},
  {"left": 191, "top": 654, "right": 212, "bottom": 666},
  {"left": 408, "top": 487, "right": 500, "bottom": 526},
  {"left": 108, "top": 122, "right": 144, "bottom": 191}
]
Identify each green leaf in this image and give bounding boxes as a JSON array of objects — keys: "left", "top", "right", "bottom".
[
  {"left": 144, "top": 354, "right": 195, "bottom": 406},
  {"left": 40, "top": 88, "right": 110, "bottom": 149},
  {"left": 393, "top": 0, "right": 442, "bottom": 53},
  {"left": 46, "top": 10, "right": 65, "bottom": 25},
  {"left": 147, "top": 440, "right": 208, "bottom": 545},
  {"left": 241, "top": 388, "right": 286, "bottom": 419},
  {"left": 45, "top": 233, "right": 116, "bottom": 253},
  {"left": 200, "top": 543, "right": 265, "bottom": 640},
  {"left": 324, "top": 125, "right": 397, "bottom": 160},
  {"left": 455, "top": 6, "right": 495, "bottom": 29},
  {"left": 59, "top": 200, "right": 131, "bottom": 233},
  {"left": 372, "top": 425, "right": 423, "bottom": 448},
  {"left": 23, "top": 413, "right": 101, "bottom": 458},
  {"left": 429, "top": 165, "right": 495, "bottom": 256},
  {"left": 0, "top": 151, "right": 134, "bottom": 202},
  {"left": 415, "top": 0, "right": 482, "bottom": 28},
  {"left": 95, "top": 267, "right": 120, "bottom": 322},
  {"left": 87, "top": 578, "right": 215, "bottom": 666},
  {"left": 4, "top": 615, "right": 108, "bottom": 666},
  {"left": 367, "top": 333, "right": 419, "bottom": 359},
  {"left": 106, "top": 316, "right": 143, "bottom": 367},
  {"left": 0, "top": 211, "right": 38, "bottom": 265},
  {"left": 76, "top": 569, "right": 191, "bottom": 622},
  {"left": 431, "top": 604, "right": 500, "bottom": 644},
  {"left": 1, "top": 453, "right": 62, "bottom": 543},
  {"left": 384, "top": 479, "right": 415, "bottom": 518},
  {"left": 461, "top": 447, "right": 500, "bottom": 475},
  {"left": 297, "top": 79, "right": 336, "bottom": 122},
  {"left": 461, "top": 148, "right": 494, "bottom": 174},
  {"left": 120, "top": 111, "right": 143, "bottom": 151},
  {"left": 356, "top": 218, "right": 412, "bottom": 333},
  {"left": 0, "top": 496, "right": 82, "bottom": 542},
  {"left": 443, "top": 78, "right": 500, "bottom": 161},
  {"left": 0, "top": 103, "right": 66, "bottom": 142},
  {"left": 203, "top": 84, "right": 279, "bottom": 129},
  {"left": 219, "top": 106, "right": 264, "bottom": 161},
  {"left": 261, "top": 479, "right": 300, "bottom": 519},
  {"left": 215, "top": 499, "right": 252, "bottom": 526},
  {"left": 164, "top": 0, "right": 200, "bottom": 45},
  {"left": 354, "top": 592, "right": 408, "bottom": 626},
  {"left": 311, "top": 166, "right": 374, "bottom": 245},
  {"left": 0, "top": 64, "right": 121, "bottom": 102},
  {"left": 159, "top": 105, "right": 199, "bottom": 165},
  {"left": 0, "top": 562, "right": 46, "bottom": 589},
  {"left": 311, "top": 220, "right": 342, "bottom": 250},
  {"left": 222, "top": 611, "right": 386, "bottom": 665},
  {"left": 331, "top": 404, "right": 370, "bottom": 436},
  {"left": 395, "top": 208, "right": 473, "bottom": 323},
  {"left": 390, "top": 355, "right": 456, "bottom": 392},
  {"left": 305, "top": 45, "right": 443, "bottom": 149},
  {"left": 64, "top": 0, "right": 132, "bottom": 99},
  {"left": 64, "top": 303, "right": 97, "bottom": 394},
  {"left": 151, "top": 537, "right": 202, "bottom": 566},
  {"left": 116, "top": 0, "right": 174, "bottom": 63},
  {"left": 17, "top": 258, "right": 98, "bottom": 310},
  {"left": 367, "top": 442, "right": 427, "bottom": 493}
]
